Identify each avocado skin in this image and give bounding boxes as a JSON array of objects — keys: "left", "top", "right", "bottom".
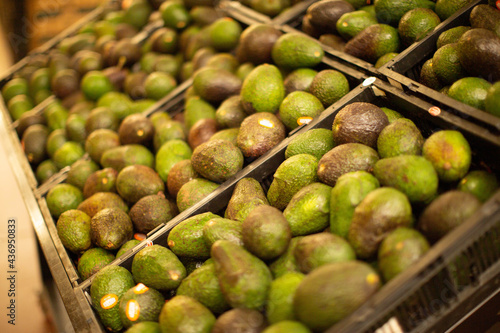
[
  {"left": 116, "top": 165, "right": 165, "bottom": 203},
  {"left": 193, "top": 67, "right": 242, "bottom": 103},
  {"left": 317, "top": 143, "right": 379, "bottom": 186},
  {"left": 211, "top": 240, "right": 272, "bottom": 310},
  {"left": 344, "top": 24, "right": 400, "bottom": 63},
  {"left": 456, "top": 28, "right": 500, "bottom": 82},
  {"left": 237, "top": 112, "right": 286, "bottom": 158},
  {"left": 470, "top": 4, "right": 500, "bottom": 37},
  {"left": 269, "top": 237, "right": 303, "bottom": 278},
  {"left": 203, "top": 217, "right": 244, "bottom": 248},
  {"left": 377, "top": 118, "right": 424, "bottom": 158},
  {"left": 176, "top": 178, "right": 219, "bottom": 212},
  {"left": 90, "top": 208, "right": 134, "bottom": 250},
  {"left": 240, "top": 64, "right": 285, "bottom": 114},
  {"left": 348, "top": 187, "right": 413, "bottom": 258},
  {"left": 77, "top": 192, "right": 129, "bottom": 218},
  {"left": 158, "top": 295, "right": 215, "bottom": 333},
  {"left": 129, "top": 193, "right": 178, "bottom": 234},
  {"left": 237, "top": 24, "right": 283, "bottom": 64},
  {"left": 212, "top": 308, "right": 267, "bottom": 333}
]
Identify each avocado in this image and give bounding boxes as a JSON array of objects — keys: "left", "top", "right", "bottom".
[
  {"left": 158, "top": 295, "right": 215, "bottom": 333},
  {"left": 65, "top": 113, "right": 87, "bottom": 144},
  {"left": 330, "top": 171, "right": 380, "bottom": 238},
  {"left": 375, "top": 52, "right": 399, "bottom": 68},
  {"left": 283, "top": 182, "right": 332, "bottom": 236},
  {"left": 279, "top": 91, "right": 324, "bottom": 130},
  {"left": 225, "top": 178, "right": 269, "bottom": 222},
  {"left": 116, "top": 165, "right": 165, "bottom": 204},
  {"left": 458, "top": 170, "right": 498, "bottom": 203},
  {"left": 418, "top": 190, "right": 481, "bottom": 242},
  {"left": 81, "top": 71, "right": 114, "bottom": 101},
  {"left": 188, "top": 118, "right": 219, "bottom": 150},
  {"left": 176, "top": 177, "right": 219, "bottom": 211},
  {"left": 305, "top": 0, "right": 355, "bottom": 34},
  {"left": 124, "top": 71, "right": 147, "bottom": 100},
  {"left": 269, "top": 237, "right": 303, "bottom": 278},
  {"left": 319, "top": 34, "right": 347, "bottom": 51},
  {"left": 436, "top": 26, "right": 471, "bottom": 49},
  {"left": 240, "top": 64, "right": 285, "bottom": 114},
  {"left": 377, "top": 118, "right": 424, "bottom": 158},
  {"left": 56, "top": 209, "right": 91, "bottom": 254},
  {"left": 22, "top": 124, "right": 49, "bottom": 165},
  {"left": 212, "top": 240, "right": 272, "bottom": 310},
  {"left": 160, "top": 1, "right": 190, "bottom": 30},
  {"left": 44, "top": 102, "right": 68, "bottom": 132},
  {"left": 8, "top": 94, "right": 34, "bottom": 121},
  {"left": 46, "top": 183, "right": 84, "bottom": 219},
  {"left": 101, "top": 144, "right": 155, "bottom": 172},
  {"left": 2, "top": 77, "right": 29, "bottom": 103},
  {"left": 153, "top": 120, "right": 187, "bottom": 152},
  {"left": 236, "top": 62, "right": 255, "bottom": 81},
  {"left": 422, "top": 130, "right": 471, "bottom": 182},
  {"left": 190, "top": 6, "right": 223, "bottom": 27},
  {"left": 85, "top": 129, "right": 120, "bottom": 163},
  {"left": 374, "top": 0, "right": 435, "bottom": 26},
  {"left": 16, "top": 110, "right": 46, "bottom": 137},
  {"left": 129, "top": 193, "right": 178, "bottom": 234},
  {"left": 374, "top": 155, "right": 439, "bottom": 203},
  {"left": 184, "top": 97, "right": 216, "bottom": 130},
  {"left": 237, "top": 112, "right": 286, "bottom": 158},
  {"left": 332, "top": 102, "right": 389, "bottom": 148},
  {"left": 90, "top": 208, "right": 133, "bottom": 250},
  {"left": 155, "top": 139, "right": 193, "bottom": 182},
  {"left": 271, "top": 33, "right": 324, "bottom": 69},
  {"left": 132, "top": 244, "right": 186, "bottom": 291},
  {"left": 456, "top": 28, "right": 500, "bottom": 82},
  {"left": 283, "top": 68, "right": 317, "bottom": 94},
  {"left": 398, "top": 8, "right": 441, "bottom": 47},
  {"left": 344, "top": 24, "right": 400, "bottom": 63},
  {"left": 317, "top": 143, "right": 379, "bottom": 186},
  {"left": 293, "top": 261, "right": 381, "bottom": 331},
  {"left": 205, "top": 53, "right": 239, "bottom": 73},
  {"left": 267, "top": 154, "right": 319, "bottom": 210},
  {"left": 209, "top": 128, "right": 240, "bottom": 146},
  {"left": 266, "top": 272, "right": 305, "bottom": 324},
  {"left": 212, "top": 308, "right": 267, "bottom": 333},
  {"left": 203, "top": 217, "right": 244, "bottom": 248},
  {"left": 118, "top": 114, "right": 154, "bottom": 146},
  {"left": 435, "top": 0, "right": 474, "bottom": 21},
  {"left": 419, "top": 59, "right": 445, "bottom": 91},
  {"left": 125, "top": 322, "right": 161, "bottom": 333},
  {"left": 168, "top": 212, "right": 219, "bottom": 258},
  {"left": 250, "top": 0, "right": 286, "bottom": 16},
  {"left": 36, "top": 160, "right": 58, "bottom": 184},
  {"left": 118, "top": 285, "right": 164, "bottom": 329},
  {"left": 85, "top": 107, "right": 119, "bottom": 134},
  {"left": 348, "top": 187, "right": 413, "bottom": 258},
  {"left": 294, "top": 233, "right": 355, "bottom": 273},
  {"left": 77, "top": 248, "right": 115, "bottom": 281},
  {"left": 116, "top": 239, "right": 141, "bottom": 259},
  {"left": 215, "top": 95, "right": 246, "bottom": 129},
  {"left": 378, "top": 227, "right": 430, "bottom": 282},
  {"left": 83, "top": 167, "right": 118, "bottom": 198},
  {"left": 144, "top": 72, "right": 177, "bottom": 101},
  {"left": 193, "top": 67, "right": 242, "bottom": 103},
  {"left": 166, "top": 159, "right": 199, "bottom": 197},
  {"left": 237, "top": 24, "right": 283, "bottom": 64},
  {"left": 485, "top": 81, "right": 500, "bottom": 117},
  {"left": 208, "top": 18, "right": 242, "bottom": 52},
  {"left": 470, "top": 4, "right": 500, "bottom": 37},
  {"left": 77, "top": 192, "right": 129, "bottom": 218},
  {"left": 336, "top": 10, "right": 378, "bottom": 40},
  {"left": 447, "top": 77, "right": 492, "bottom": 110},
  {"left": 124, "top": 0, "right": 152, "bottom": 29},
  {"left": 432, "top": 43, "right": 467, "bottom": 85},
  {"left": 176, "top": 260, "right": 230, "bottom": 314},
  {"left": 285, "top": 129, "right": 335, "bottom": 160},
  {"left": 66, "top": 159, "right": 100, "bottom": 192},
  {"left": 90, "top": 265, "right": 135, "bottom": 332},
  {"left": 242, "top": 205, "right": 291, "bottom": 260},
  {"left": 192, "top": 47, "right": 216, "bottom": 71},
  {"left": 190, "top": 139, "right": 243, "bottom": 183},
  {"left": 263, "top": 321, "right": 311, "bottom": 333},
  {"left": 52, "top": 141, "right": 85, "bottom": 170}
]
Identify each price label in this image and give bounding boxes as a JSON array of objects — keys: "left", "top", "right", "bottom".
[
  {"left": 133, "top": 283, "right": 149, "bottom": 294},
  {"left": 126, "top": 300, "right": 140, "bottom": 322},
  {"left": 428, "top": 106, "right": 441, "bottom": 116},
  {"left": 297, "top": 117, "right": 313, "bottom": 126},
  {"left": 100, "top": 294, "right": 118, "bottom": 310}
]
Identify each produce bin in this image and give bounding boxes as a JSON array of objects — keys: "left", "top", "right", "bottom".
[
  {"left": 75, "top": 78, "right": 500, "bottom": 333},
  {"left": 378, "top": 0, "right": 500, "bottom": 138}
]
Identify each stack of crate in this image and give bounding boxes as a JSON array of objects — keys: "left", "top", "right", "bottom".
[{"left": 26, "top": 0, "right": 106, "bottom": 50}]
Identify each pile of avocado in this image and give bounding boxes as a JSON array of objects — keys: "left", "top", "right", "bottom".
[
  {"left": 88, "top": 99, "right": 498, "bottom": 333},
  {"left": 418, "top": 3, "right": 500, "bottom": 116},
  {"left": 295, "top": 0, "right": 477, "bottom": 67}
]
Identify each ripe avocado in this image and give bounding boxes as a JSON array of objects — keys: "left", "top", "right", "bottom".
[
  {"left": 459, "top": 170, "right": 499, "bottom": 203},
  {"left": 269, "top": 237, "right": 303, "bottom": 278},
  {"left": 279, "top": 91, "right": 324, "bottom": 130},
  {"left": 129, "top": 193, "right": 177, "bottom": 234},
  {"left": 283, "top": 182, "right": 332, "bottom": 236},
  {"left": 66, "top": 159, "right": 100, "bottom": 191},
  {"left": 90, "top": 208, "right": 134, "bottom": 250},
  {"left": 176, "top": 178, "right": 219, "bottom": 212},
  {"left": 266, "top": 272, "right": 305, "bottom": 324},
  {"left": 271, "top": 33, "right": 324, "bottom": 69},
  {"left": 470, "top": 4, "right": 500, "bottom": 37},
  {"left": 374, "top": 0, "right": 435, "bottom": 26},
  {"left": 83, "top": 168, "right": 118, "bottom": 198},
  {"left": 317, "top": 143, "right": 379, "bottom": 186},
  {"left": 131, "top": 244, "right": 186, "bottom": 291},
  {"left": 263, "top": 321, "right": 311, "bottom": 333},
  {"left": 242, "top": 205, "right": 291, "bottom": 260},
  {"left": 237, "top": 112, "right": 286, "bottom": 158},
  {"left": 332, "top": 102, "right": 389, "bottom": 148},
  {"left": 240, "top": 64, "right": 285, "bottom": 114},
  {"left": 238, "top": 24, "right": 283, "bottom": 64},
  {"left": 215, "top": 95, "right": 246, "bottom": 129},
  {"left": 57, "top": 209, "right": 92, "bottom": 254},
  {"left": 155, "top": 139, "right": 193, "bottom": 182},
  {"left": 22, "top": 124, "right": 49, "bottom": 165},
  {"left": 188, "top": 118, "right": 219, "bottom": 150},
  {"left": 398, "top": 8, "right": 441, "bottom": 47},
  {"left": 184, "top": 97, "right": 216, "bottom": 130},
  {"left": 119, "top": 285, "right": 164, "bottom": 328},
  {"left": 101, "top": 144, "right": 155, "bottom": 172},
  {"left": 305, "top": 0, "right": 355, "bottom": 34},
  {"left": 283, "top": 68, "right": 317, "bottom": 94},
  {"left": 77, "top": 247, "right": 115, "bottom": 281},
  {"left": 77, "top": 192, "right": 129, "bottom": 218},
  {"left": 285, "top": 128, "right": 335, "bottom": 160},
  {"left": 211, "top": 240, "right": 272, "bottom": 310},
  {"left": 418, "top": 190, "right": 481, "bottom": 242},
  {"left": 166, "top": 159, "right": 199, "bottom": 197},
  {"left": 118, "top": 114, "right": 154, "bottom": 146},
  {"left": 419, "top": 59, "right": 444, "bottom": 91},
  {"left": 46, "top": 183, "right": 84, "bottom": 218},
  {"left": 212, "top": 308, "right": 267, "bottom": 333},
  {"left": 344, "top": 24, "right": 400, "bottom": 63},
  {"left": 193, "top": 67, "right": 242, "bottom": 103},
  {"left": 203, "top": 217, "right": 244, "bottom": 248},
  {"left": 85, "top": 129, "right": 120, "bottom": 163},
  {"left": 116, "top": 165, "right": 165, "bottom": 204},
  {"left": 377, "top": 118, "right": 424, "bottom": 158}
]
